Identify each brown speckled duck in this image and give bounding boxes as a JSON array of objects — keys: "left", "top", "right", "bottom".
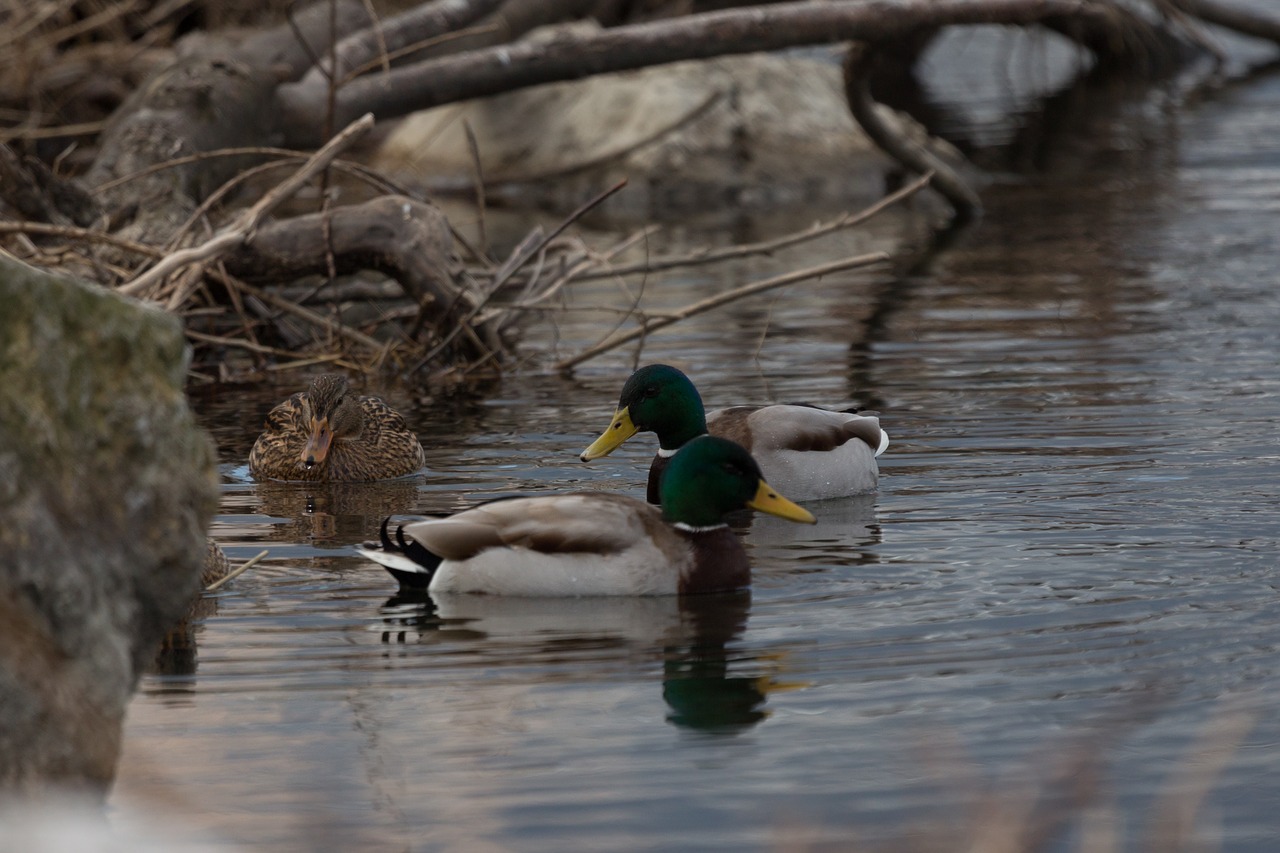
[
  {"left": 201, "top": 539, "right": 232, "bottom": 588},
  {"left": 248, "top": 374, "right": 425, "bottom": 482}
]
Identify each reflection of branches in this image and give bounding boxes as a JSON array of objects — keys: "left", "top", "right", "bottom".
[
  {"left": 1164, "top": 0, "right": 1280, "bottom": 44},
  {"left": 845, "top": 44, "right": 982, "bottom": 229},
  {"left": 542, "top": 177, "right": 929, "bottom": 371},
  {"left": 555, "top": 252, "right": 888, "bottom": 372},
  {"left": 573, "top": 172, "right": 935, "bottom": 282}
]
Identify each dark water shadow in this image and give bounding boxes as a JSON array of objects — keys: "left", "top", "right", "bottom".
[
  {"left": 152, "top": 596, "right": 221, "bottom": 680},
  {"left": 378, "top": 590, "right": 780, "bottom": 736}
]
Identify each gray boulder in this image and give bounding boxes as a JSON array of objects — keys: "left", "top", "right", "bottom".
[
  {"left": 0, "top": 255, "right": 217, "bottom": 795},
  {"left": 375, "top": 48, "right": 893, "bottom": 214}
]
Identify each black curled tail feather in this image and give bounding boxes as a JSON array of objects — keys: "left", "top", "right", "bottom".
[{"left": 376, "top": 516, "right": 443, "bottom": 589}]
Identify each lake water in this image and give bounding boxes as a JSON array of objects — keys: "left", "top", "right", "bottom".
[{"left": 114, "top": 44, "right": 1280, "bottom": 852}]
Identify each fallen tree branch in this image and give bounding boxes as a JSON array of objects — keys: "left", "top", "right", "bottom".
[
  {"left": 555, "top": 251, "right": 889, "bottom": 372},
  {"left": 280, "top": 0, "right": 1170, "bottom": 145},
  {"left": 217, "top": 194, "right": 489, "bottom": 358},
  {"left": 298, "top": 0, "right": 507, "bottom": 90}
]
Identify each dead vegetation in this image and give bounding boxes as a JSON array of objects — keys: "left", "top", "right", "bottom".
[
  {"left": 774, "top": 699, "right": 1256, "bottom": 853},
  {"left": 1, "top": 0, "right": 1278, "bottom": 383}
]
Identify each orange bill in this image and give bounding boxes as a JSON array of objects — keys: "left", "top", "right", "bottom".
[{"left": 301, "top": 417, "right": 334, "bottom": 468}]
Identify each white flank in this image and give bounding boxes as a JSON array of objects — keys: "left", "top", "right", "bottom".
[{"left": 429, "top": 547, "right": 680, "bottom": 596}]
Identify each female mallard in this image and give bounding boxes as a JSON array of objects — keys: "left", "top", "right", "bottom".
[
  {"left": 580, "top": 364, "right": 888, "bottom": 503},
  {"left": 201, "top": 539, "right": 232, "bottom": 588},
  {"left": 359, "top": 435, "right": 815, "bottom": 595},
  {"left": 248, "top": 374, "right": 425, "bottom": 482}
]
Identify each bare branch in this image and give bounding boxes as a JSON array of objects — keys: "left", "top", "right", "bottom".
[
  {"left": 298, "top": 0, "right": 507, "bottom": 90},
  {"left": 411, "top": 178, "right": 627, "bottom": 371},
  {"left": 219, "top": 195, "right": 467, "bottom": 314}
]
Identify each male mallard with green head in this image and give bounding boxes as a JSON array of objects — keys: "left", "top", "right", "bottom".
[
  {"left": 249, "top": 374, "right": 425, "bottom": 482},
  {"left": 360, "top": 435, "right": 815, "bottom": 595},
  {"left": 580, "top": 364, "right": 888, "bottom": 502}
]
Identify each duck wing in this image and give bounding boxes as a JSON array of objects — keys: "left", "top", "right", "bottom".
[
  {"left": 709, "top": 404, "right": 886, "bottom": 455},
  {"left": 402, "top": 492, "right": 666, "bottom": 561}
]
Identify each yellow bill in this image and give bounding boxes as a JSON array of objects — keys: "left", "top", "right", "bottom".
[
  {"left": 748, "top": 480, "right": 816, "bottom": 524},
  {"left": 579, "top": 407, "right": 639, "bottom": 461}
]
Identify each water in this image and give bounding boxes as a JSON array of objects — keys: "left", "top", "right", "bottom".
[{"left": 115, "top": 63, "right": 1280, "bottom": 851}]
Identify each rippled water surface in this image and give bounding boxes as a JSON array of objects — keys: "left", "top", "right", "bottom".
[{"left": 115, "top": 64, "right": 1280, "bottom": 850}]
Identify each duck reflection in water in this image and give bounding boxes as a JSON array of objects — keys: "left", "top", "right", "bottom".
[
  {"left": 379, "top": 591, "right": 797, "bottom": 736},
  {"left": 153, "top": 540, "right": 234, "bottom": 678},
  {"left": 661, "top": 592, "right": 791, "bottom": 734},
  {"left": 256, "top": 479, "right": 420, "bottom": 545}
]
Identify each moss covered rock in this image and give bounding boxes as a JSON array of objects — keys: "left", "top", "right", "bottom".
[{"left": 0, "top": 256, "right": 217, "bottom": 794}]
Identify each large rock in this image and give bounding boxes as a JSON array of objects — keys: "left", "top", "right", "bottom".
[{"left": 0, "top": 256, "right": 217, "bottom": 795}]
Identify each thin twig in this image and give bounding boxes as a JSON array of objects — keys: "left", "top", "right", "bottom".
[
  {"left": 185, "top": 328, "right": 304, "bottom": 358},
  {"left": 464, "top": 120, "right": 487, "bottom": 256},
  {"left": 0, "top": 120, "right": 107, "bottom": 143},
  {"left": 212, "top": 272, "right": 388, "bottom": 352},
  {"left": 411, "top": 179, "right": 629, "bottom": 371},
  {"left": 433, "top": 90, "right": 726, "bottom": 189},
  {"left": 95, "top": 146, "right": 401, "bottom": 195},
  {"left": 496, "top": 225, "right": 657, "bottom": 315},
  {"left": 205, "top": 549, "right": 268, "bottom": 592},
  {"left": 555, "top": 251, "right": 889, "bottom": 372},
  {"left": 338, "top": 22, "right": 502, "bottom": 86},
  {"left": 0, "top": 221, "right": 162, "bottom": 259}
]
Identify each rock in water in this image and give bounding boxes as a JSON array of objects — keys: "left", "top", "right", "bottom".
[{"left": 0, "top": 256, "right": 217, "bottom": 795}]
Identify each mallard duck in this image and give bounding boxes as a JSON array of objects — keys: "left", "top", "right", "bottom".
[
  {"left": 359, "top": 435, "right": 815, "bottom": 595},
  {"left": 248, "top": 373, "right": 425, "bottom": 482},
  {"left": 580, "top": 364, "right": 888, "bottom": 502}
]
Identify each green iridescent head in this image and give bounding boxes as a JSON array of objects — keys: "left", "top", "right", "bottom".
[
  {"left": 659, "top": 436, "right": 815, "bottom": 528},
  {"left": 580, "top": 364, "right": 709, "bottom": 460}
]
